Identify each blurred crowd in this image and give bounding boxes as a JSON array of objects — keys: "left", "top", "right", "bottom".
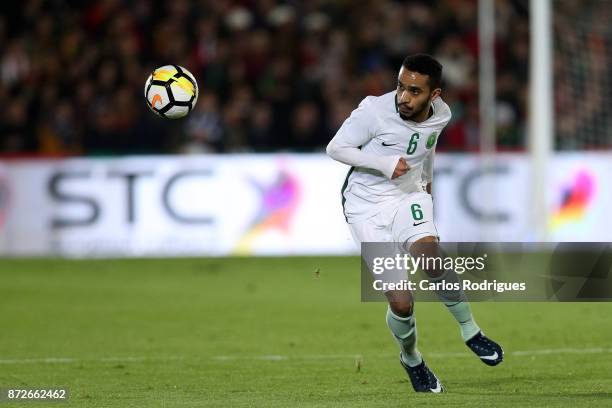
[
  {"left": 0, "top": 0, "right": 533, "bottom": 155},
  {"left": 554, "top": 0, "right": 612, "bottom": 149}
]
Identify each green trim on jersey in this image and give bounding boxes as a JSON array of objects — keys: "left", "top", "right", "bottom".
[
  {"left": 341, "top": 166, "right": 355, "bottom": 222},
  {"left": 426, "top": 132, "right": 437, "bottom": 149}
]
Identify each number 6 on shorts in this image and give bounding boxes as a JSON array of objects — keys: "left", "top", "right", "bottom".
[{"left": 411, "top": 203, "right": 423, "bottom": 221}]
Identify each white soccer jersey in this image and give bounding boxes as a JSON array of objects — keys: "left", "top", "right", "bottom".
[{"left": 326, "top": 91, "right": 452, "bottom": 223}]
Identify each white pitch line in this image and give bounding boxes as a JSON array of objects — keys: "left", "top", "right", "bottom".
[
  {"left": 511, "top": 347, "right": 612, "bottom": 356},
  {"left": 1, "top": 348, "right": 611, "bottom": 365},
  {"left": 212, "top": 348, "right": 612, "bottom": 361},
  {"left": 0, "top": 356, "right": 184, "bottom": 365},
  {"left": 211, "top": 354, "right": 364, "bottom": 361}
]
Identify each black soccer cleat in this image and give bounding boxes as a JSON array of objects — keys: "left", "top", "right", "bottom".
[
  {"left": 466, "top": 331, "right": 504, "bottom": 366},
  {"left": 400, "top": 356, "right": 445, "bottom": 393}
]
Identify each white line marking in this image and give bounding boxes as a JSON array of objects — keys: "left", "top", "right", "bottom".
[
  {"left": 1, "top": 348, "right": 611, "bottom": 365},
  {"left": 213, "top": 355, "right": 287, "bottom": 361},
  {"left": 0, "top": 356, "right": 184, "bottom": 365},
  {"left": 511, "top": 347, "right": 612, "bottom": 356},
  {"left": 211, "top": 354, "right": 363, "bottom": 361}
]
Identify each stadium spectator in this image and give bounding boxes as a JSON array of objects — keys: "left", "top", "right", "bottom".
[{"left": 0, "top": 0, "right": 532, "bottom": 155}]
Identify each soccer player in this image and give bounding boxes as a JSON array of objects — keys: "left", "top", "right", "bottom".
[{"left": 326, "top": 54, "right": 503, "bottom": 393}]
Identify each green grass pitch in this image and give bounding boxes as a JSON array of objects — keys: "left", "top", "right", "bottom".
[{"left": 1, "top": 257, "right": 611, "bottom": 407}]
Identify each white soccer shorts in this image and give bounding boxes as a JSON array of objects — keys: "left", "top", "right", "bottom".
[
  {"left": 348, "top": 191, "right": 438, "bottom": 245},
  {"left": 348, "top": 191, "right": 439, "bottom": 289}
]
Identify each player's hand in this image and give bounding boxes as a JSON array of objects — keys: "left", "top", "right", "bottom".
[{"left": 391, "top": 157, "right": 409, "bottom": 179}]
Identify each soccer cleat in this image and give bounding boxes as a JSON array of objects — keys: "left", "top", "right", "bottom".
[
  {"left": 400, "top": 356, "right": 445, "bottom": 393},
  {"left": 466, "top": 331, "right": 504, "bottom": 366}
]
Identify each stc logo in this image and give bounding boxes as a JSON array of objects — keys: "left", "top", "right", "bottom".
[
  {"left": 234, "top": 169, "right": 301, "bottom": 253},
  {"left": 48, "top": 169, "right": 214, "bottom": 228},
  {"left": 47, "top": 167, "right": 301, "bottom": 234},
  {"left": 550, "top": 170, "right": 595, "bottom": 229}
]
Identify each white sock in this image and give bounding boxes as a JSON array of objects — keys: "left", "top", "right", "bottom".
[
  {"left": 445, "top": 301, "right": 481, "bottom": 341},
  {"left": 386, "top": 307, "right": 422, "bottom": 367}
]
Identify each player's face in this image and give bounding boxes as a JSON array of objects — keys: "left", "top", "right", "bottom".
[{"left": 396, "top": 67, "right": 441, "bottom": 121}]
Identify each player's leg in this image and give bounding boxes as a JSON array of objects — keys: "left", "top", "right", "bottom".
[
  {"left": 412, "top": 236, "right": 504, "bottom": 365},
  {"left": 385, "top": 289, "right": 443, "bottom": 393},
  {"left": 385, "top": 290, "right": 420, "bottom": 366},
  {"left": 381, "top": 199, "right": 443, "bottom": 392},
  {"left": 393, "top": 192, "right": 504, "bottom": 366},
  {"left": 393, "top": 192, "right": 481, "bottom": 340},
  {"left": 348, "top": 214, "right": 443, "bottom": 393},
  {"left": 410, "top": 235, "right": 481, "bottom": 342}
]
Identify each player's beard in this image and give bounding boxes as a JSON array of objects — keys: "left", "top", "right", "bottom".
[{"left": 399, "top": 98, "right": 431, "bottom": 121}]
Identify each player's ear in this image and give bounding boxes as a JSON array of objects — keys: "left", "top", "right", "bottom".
[{"left": 430, "top": 88, "right": 441, "bottom": 100}]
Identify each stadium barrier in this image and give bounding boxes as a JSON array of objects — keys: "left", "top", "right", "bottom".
[{"left": 0, "top": 153, "right": 609, "bottom": 257}]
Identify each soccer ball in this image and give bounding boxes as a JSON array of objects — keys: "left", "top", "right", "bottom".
[{"left": 144, "top": 65, "right": 198, "bottom": 119}]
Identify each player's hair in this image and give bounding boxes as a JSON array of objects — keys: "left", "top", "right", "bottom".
[{"left": 402, "top": 54, "right": 443, "bottom": 90}]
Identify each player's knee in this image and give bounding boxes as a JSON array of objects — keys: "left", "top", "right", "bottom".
[
  {"left": 401, "top": 235, "right": 437, "bottom": 256},
  {"left": 389, "top": 300, "right": 414, "bottom": 317},
  {"left": 410, "top": 235, "right": 438, "bottom": 255},
  {"left": 410, "top": 236, "right": 445, "bottom": 278}
]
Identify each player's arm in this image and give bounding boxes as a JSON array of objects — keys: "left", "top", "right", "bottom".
[{"left": 326, "top": 99, "right": 405, "bottom": 179}]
